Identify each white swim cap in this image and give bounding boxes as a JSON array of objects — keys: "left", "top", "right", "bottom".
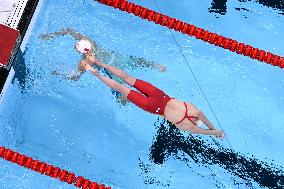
[{"left": 75, "top": 39, "right": 92, "bottom": 54}]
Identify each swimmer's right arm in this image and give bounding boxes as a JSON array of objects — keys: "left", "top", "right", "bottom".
[
  {"left": 51, "top": 62, "right": 84, "bottom": 81},
  {"left": 39, "top": 28, "right": 85, "bottom": 40}
]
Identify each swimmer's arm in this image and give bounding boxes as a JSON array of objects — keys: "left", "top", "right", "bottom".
[
  {"left": 129, "top": 56, "right": 166, "bottom": 72},
  {"left": 51, "top": 68, "right": 83, "bottom": 81},
  {"left": 198, "top": 111, "right": 216, "bottom": 130},
  {"left": 39, "top": 28, "right": 85, "bottom": 40},
  {"left": 67, "top": 61, "right": 87, "bottom": 80},
  {"left": 70, "top": 67, "right": 84, "bottom": 80}
]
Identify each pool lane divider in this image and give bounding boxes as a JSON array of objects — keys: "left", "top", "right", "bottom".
[
  {"left": 96, "top": 0, "right": 284, "bottom": 69},
  {"left": 0, "top": 146, "right": 111, "bottom": 189}
]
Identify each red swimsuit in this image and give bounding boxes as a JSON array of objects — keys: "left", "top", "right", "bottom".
[
  {"left": 127, "top": 79, "right": 171, "bottom": 115},
  {"left": 127, "top": 79, "right": 198, "bottom": 125}
]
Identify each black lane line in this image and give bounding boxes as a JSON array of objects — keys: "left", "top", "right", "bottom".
[
  {"left": 148, "top": 120, "right": 284, "bottom": 189},
  {"left": 209, "top": 0, "right": 284, "bottom": 16}
]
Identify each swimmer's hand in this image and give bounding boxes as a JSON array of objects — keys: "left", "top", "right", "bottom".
[{"left": 39, "top": 34, "right": 54, "bottom": 40}]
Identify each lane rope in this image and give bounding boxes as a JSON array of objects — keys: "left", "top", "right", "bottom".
[
  {"left": 96, "top": 0, "right": 284, "bottom": 69},
  {"left": 0, "top": 146, "right": 111, "bottom": 189}
]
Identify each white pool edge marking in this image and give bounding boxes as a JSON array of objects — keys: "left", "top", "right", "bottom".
[
  {"left": 0, "top": 67, "right": 15, "bottom": 105},
  {"left": 0, "top": 0, "right": 43, "bottom": 104},
  {"left": 20, "top": 0, "right": 43, "bottom": 50},
  {"left": 6, "top": 0, "right": 30, "bottom": 29},
  {"left": 0, "top": 0, "right": 16, "bottom": 25}
]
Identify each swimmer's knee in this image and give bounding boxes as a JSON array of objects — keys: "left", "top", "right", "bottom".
[
  {"left": 121, "top": 73, "right": 136, "bottom": 86},
  {"left": 119, "top": 70, "right": 128, "bottom": 80},
  {"left": 124, "top": 75, "right": 136, "bottom": 86},
  {"left": 115, "top": 82, "right": 130, "bottom": 97}
]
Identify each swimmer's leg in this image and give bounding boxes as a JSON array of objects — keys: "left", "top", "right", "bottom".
[
  {"left": 100, "top": 63, "right": 136, "bottom": 86},
  {"left": 89, "top": 68, "right": 131, "bottom": 97},
  {"left": 89, "top": 67, "right": 149, "bottom": 110},
  {"left": 102, "top": 67, "right": 121, "bottom": 97},
  {"left": 100, "top": 62, "right": 128, "bottom": 105},
  {"left": 100, "top": 63, "right": 168, "bottom": 98}
]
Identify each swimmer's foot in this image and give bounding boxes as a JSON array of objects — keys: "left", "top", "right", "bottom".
[
  {"left": 214, "top": 130, "right": 224, "bottom": 139},
  {"left": 117, "top": 95, "right": 128, "bottom": 106}
]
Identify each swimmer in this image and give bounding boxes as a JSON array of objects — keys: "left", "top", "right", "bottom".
[
  {"left": 81, "top": 57, "right": 224, "bottom": 138},
  {"left": 40, "top": 28, "right": 166, "bottom": 105},
  {"left": 39, "top": 28, "right": 166, "bottom": 81}
]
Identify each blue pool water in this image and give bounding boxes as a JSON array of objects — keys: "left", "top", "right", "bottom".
[{"left": 1, "top": 0, "right": 284, "bottom": 188}]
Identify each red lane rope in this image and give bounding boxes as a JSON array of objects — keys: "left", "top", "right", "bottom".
[
  {"left": 0, "top": 146, "right": 111, "bottom": 189},
  {"left": 96, "top": 0, "right": 284, "bottom": 69}
]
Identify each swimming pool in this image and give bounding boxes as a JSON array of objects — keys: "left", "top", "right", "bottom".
[{"left": 0, "top": 0, "right": 284, "bottom": 188}]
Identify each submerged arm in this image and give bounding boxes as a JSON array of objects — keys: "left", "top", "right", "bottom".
[
  {"left": 129, "top": 56, "right": 166, "bottom": 72},
  {"left": 39, "top": 28, "right": 86, "bottom": 40},
  {"left": 52, "top": 62, "right": 84, "bottom": 81},
  {"left": 51, "top": 69, "right": 82, "bottom": 81}
]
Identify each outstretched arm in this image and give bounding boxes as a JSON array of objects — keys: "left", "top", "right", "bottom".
[
  {"left": 51, "top": 62, "right": 85, "bottom": 81},
  {"left": 39, "top": 28, "right": 85, "bottom": 40},
  {"left": 51, "top": 69, "right": 82, "bottom": 81},
  {"left": 129, "top": 56, "right": 166, "bottom": 72}
]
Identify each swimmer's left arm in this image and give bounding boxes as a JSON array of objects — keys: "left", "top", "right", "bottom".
[
  {"left": 51, "top": 69, "right": 82, "bottom": 81},
  {"left": 39, "top": 28, "right": 85, "bottom": 40}
]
